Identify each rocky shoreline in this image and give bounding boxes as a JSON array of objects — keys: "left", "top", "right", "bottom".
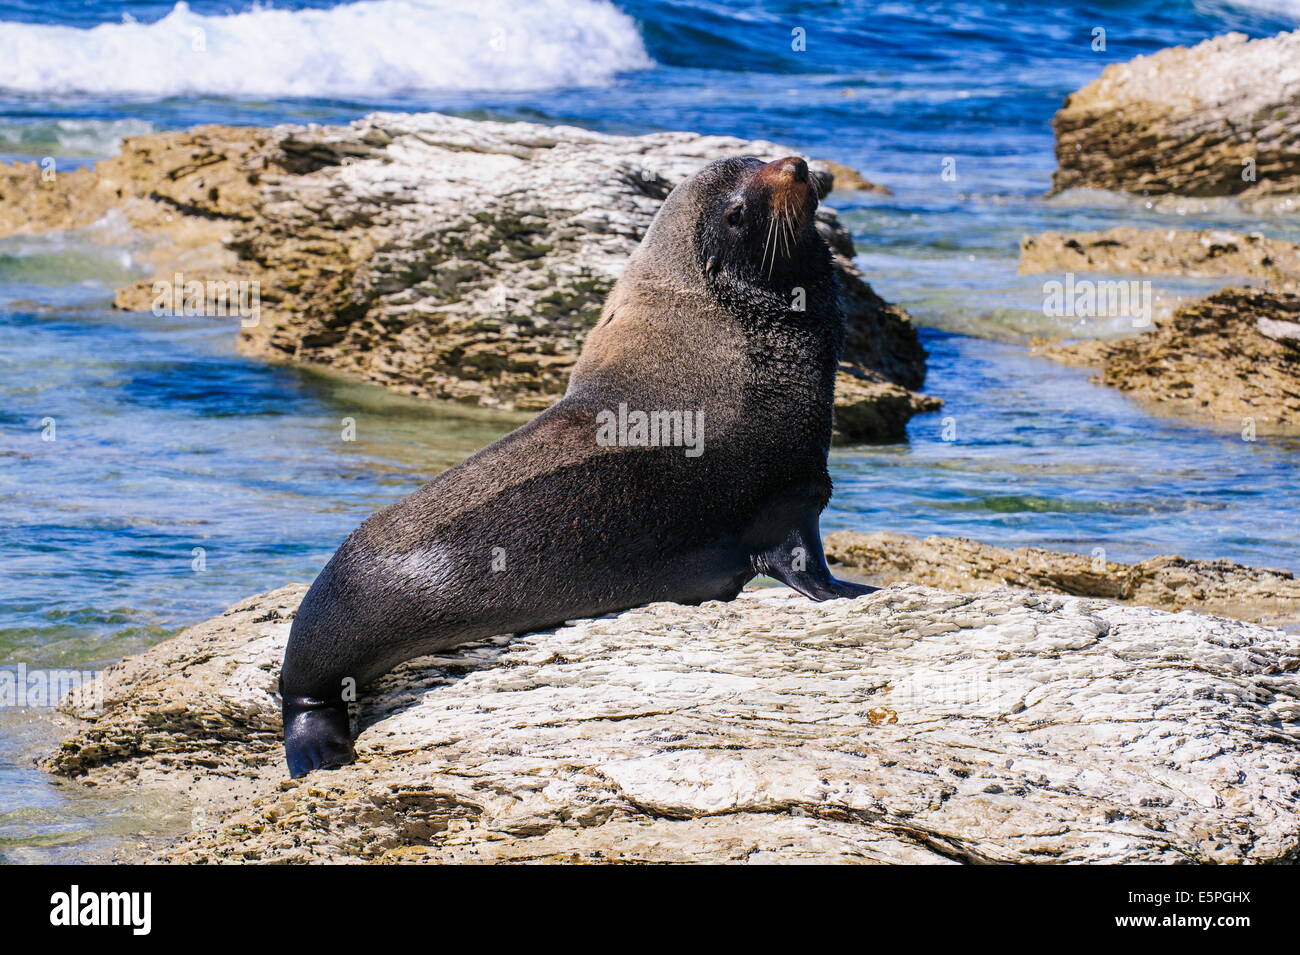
[
  {"left": 1020, "top": 29, "right": 1300, "bottom": 431},
  {"left": 45, "top": 578, "right": 1300, "bottom": 864},
  {"left": 1051, "top": 30, "right": 1300, "bottom": 202},
  {"left": 44, "top": 529, "right": 1300, "bottom": 864},
  {"left": 826, "top": 532, "right": 1300, "bottom": 627},
  {"left": 0, "top": 113, "right": 936, "bottom": 442},
  {"left": 19, "top": 25, "right": 1300, "bottom": 865},
  {"left": 1020, "top": 227, "right": 1300, "bottom": 284},
  {"left": 1017, "top": 225, "right": 1300, "bottom": 429},
  {"left": 11, "top": 59, "right": 1300, "bottom": 440},
  {"left": 1031, "top": 287, "right": 1300, "bottom": 433}
]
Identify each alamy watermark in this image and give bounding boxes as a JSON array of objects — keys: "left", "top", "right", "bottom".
[
  {"left": 1042, "top": 272, "right": 1153, "bottom": 328},
  {"left": 152, "top": 272, "right": 261, "bottom": 327},
  {"left": 50, "top": 885, "right": 151, "bottom": 935},
  {"left": 596, "top": 403, "right": 705, "bottom": 457},
  {"left": 0, "top": 664, "right": 103, "bottom": 712}
]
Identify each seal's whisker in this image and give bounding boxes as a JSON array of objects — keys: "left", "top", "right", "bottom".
[
  {"left": 760, "top": 216, "right": 770, "bottom": 277},
  {"left": 764, "top": 213, "right": 774, "bottom": 276},
  {"left": 763, "top": 212, "right": 778, "bottom": 278}
]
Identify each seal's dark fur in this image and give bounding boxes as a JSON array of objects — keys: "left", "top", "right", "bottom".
[{"left": 281, "top": 156, "right": 874, "bottom": 778}]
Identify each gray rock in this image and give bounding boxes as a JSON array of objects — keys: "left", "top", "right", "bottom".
[
  {"left": 0, "top": 113, "right": 933, "bottom": 442},
  {"left": 230, "top": 112, "right": 931, "bottom": 433},
  {"left": 1257, "top": 316, "right": 1300, "bottom": 349},
  {"left": 47, "top": 583, "right": 1300, "bottom": 864},
  {"left": 1052, "top": 30, "right": 1300, "bottom": 201}
]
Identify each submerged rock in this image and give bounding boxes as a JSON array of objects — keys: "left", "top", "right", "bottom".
[
  {"left": 0, "top": 113, "right": 932, "bottom": 442},
  {"left": 1032, "top": 286, "right": 1300, "bottom": 433},
  {"left": 826, "top": 531, "right": 1300, "bottom": 627},
  {"left": 1020, "top": 227, "right": 1300, "bottom": 284},
  {"left": 1052, "top": 31, "right": 1300, "bottom": 200},
  {"left": 46, "top": 583, "right": 1300, "bottom": 864}
]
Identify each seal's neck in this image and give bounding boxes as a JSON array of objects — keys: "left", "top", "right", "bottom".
[
  {"left": 713, "top": 271, "right": 844, "bottom": 401},
  {"left": 569, "top": 258, "right": 843, "bottom": 466}
]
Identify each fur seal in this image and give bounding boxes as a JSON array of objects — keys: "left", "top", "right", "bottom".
[{"left": 281, "top": 155, "right": 876, "bottom": 777}]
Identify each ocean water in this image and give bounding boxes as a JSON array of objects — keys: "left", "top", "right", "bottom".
[{"left": 2, "top": 0, "right": 1299, "bottom": 861}]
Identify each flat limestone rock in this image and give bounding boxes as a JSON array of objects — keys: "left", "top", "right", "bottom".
[
  {"left": 0, "top": 114, "right": 931, "bottom": 442},
  {"left": 1052, "top": 30, "right": 1300, "bottom": 199},
  {"left": 826, "top": 531, "right": 1300, "bottom": 627},
  {"left": 1020, "top": 227, "right": 1300, "bottom": 283},
  {"left": 1032, "top": 286, "right": 1300, "bottom": 433},
  {"left": 46, "top": 583, "right": 1300, "bottom": 864}
]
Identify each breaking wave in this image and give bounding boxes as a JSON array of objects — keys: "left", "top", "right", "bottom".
[{"left": 0, "top": 0, "right": 653, "bottom": 97}]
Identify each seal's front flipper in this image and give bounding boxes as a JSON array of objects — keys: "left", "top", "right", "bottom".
[
  {"left": 282, "top": 689, "right": 355, "bottom": 778},
  {"left": 754, "top": 517, "right": 879, "bottom": 602},
  {"left": 816, "top": 577, "right": 879, "bottom": 599}
]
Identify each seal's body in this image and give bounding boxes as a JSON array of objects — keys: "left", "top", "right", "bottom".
[{"left": 281, "top": 156, "right": 874, "bottom": 777}]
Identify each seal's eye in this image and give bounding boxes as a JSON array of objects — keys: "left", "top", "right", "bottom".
[{"left": 725, "top": 203, "right": 745, "bottom": 228}]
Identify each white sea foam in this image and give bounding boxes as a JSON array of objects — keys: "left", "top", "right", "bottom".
[
  {"left": 0, "top": 0, "right": 653, "bottom": 97},
  {"left": 1198, "top": 0, "right": 1300, "bottom": 21}
]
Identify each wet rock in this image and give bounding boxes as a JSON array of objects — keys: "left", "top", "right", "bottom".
[
  {"left": 0, "top": 125, "right": 273, "bottom": 282},
  {"left": 46, "top": 583, "right": 1300, "bottom": 863},
  {"left": 826, "top": 531, "right": 1300, "bottom": 627},
  {"left": 1052, "top": 30, "right": 1300, "bottom": 199},
  {"left": 833, "top": 367, "right": 941, "bottom": 445},
  {"left": 820, "top": 159, "right": 892, "bottom": 195},
  {"left": 0, "top": 113, "right": 931, "bottom": 441},
  {"left": 1032, "top": 286, "right": 1300, "bottom": 433},
  {"left": 1020, "top": 227, "right": 1300, "bottom": 283}
]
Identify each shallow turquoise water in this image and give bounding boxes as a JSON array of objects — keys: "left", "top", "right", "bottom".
[{"left": 828, "top": 330, "right": 1300, "bottom": 567}]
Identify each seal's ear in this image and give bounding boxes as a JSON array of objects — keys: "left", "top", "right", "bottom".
[{"left": 705, "top": 256, "right": 720, "bottom": 277}]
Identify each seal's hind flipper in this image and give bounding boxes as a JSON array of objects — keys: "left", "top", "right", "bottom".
[{"left": 281, "top": 688, "right": 355, "bottom": 778}]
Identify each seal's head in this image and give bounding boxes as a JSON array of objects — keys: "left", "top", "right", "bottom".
[
  {"left": 627, "top": 156, "right": 832, "bottom": 296},
  {"left": 575, "top": 154, "right": 843, "bottom": 401},
  {"left": 693, "top": 156, "right": 825, "bottom": 285},
  {"left": 620, "top": 155, "right": 838, "bottom": 331}
]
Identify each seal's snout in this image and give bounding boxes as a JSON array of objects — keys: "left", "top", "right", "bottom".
[
  {"left": 779, "top": 156, "right": 810, "bottom": 183},
  {"left": 752, "top": 155, "right": 816, "bottom": 227},
  {"left": 754, "top": 156, "right": 810, "bottom": 189}
]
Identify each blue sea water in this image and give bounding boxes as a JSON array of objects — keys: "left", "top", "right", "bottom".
[{"left": 1, "top": 0, "right": 1298, "bottom": 860}]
